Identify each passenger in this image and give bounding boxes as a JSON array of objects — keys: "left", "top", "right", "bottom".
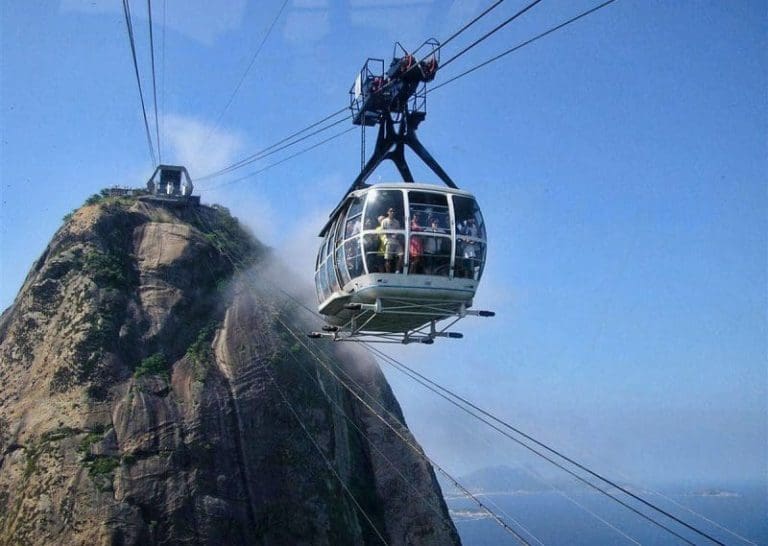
[
  {"left": 381, "top": 208, "right": 403, "bottom": 273},
  {"left": 409, "top": 213, "right": 424, "bottom": 274},
  {"left": 363, "top": 217, "right": 383, "bottom": 273},
  {"left": 377, "top": 215, "right": 389, "bottom": 273},
  {"left": 460, "top": 216, "right": 480, "bottom": 238},
  {"left": 347, "top": 217, "right": 362, "bottom": 237},
  {"left": 424, "top": 216, "right": 445, "bottom": 274},
  {"left": 458, "top": 217, "right": 480, "bottom": 279}
]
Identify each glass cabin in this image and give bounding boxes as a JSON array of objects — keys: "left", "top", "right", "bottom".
[{"left": 315, "top": 183, "right": 487, "bottom": 328}]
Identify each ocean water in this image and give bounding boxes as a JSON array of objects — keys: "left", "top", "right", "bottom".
[{"left": 449, "top": 484, "right": 766, "bottom": 545}]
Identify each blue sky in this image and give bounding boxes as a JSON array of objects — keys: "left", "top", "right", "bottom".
[{"left": 1, "top": 0, "right": 765, "bottom": 495}]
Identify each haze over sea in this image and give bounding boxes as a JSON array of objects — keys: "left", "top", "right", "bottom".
[{"left": 448, "top": 482, "right": 766, "bottom": 545}]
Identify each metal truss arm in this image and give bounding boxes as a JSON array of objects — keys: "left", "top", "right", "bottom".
[
  {"left": 404, "top": 122, "right": 457, "bottom": 189},
  {"left": 345, "top": 111, "right": 457, "bottom": 194}
]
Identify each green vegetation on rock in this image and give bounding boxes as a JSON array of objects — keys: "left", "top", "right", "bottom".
[
  {"left": 88, "top": 455, "right": 119, "bottom": 476},
  {"left": 192, "top": 205, "right": 259, "bottom": 266},
  {"left": 84, "top": 194, "right": 103, "bottom": 206},
  {"left": 83, "top": 250, "right": 129, "bottom": 289},
  {"left": 41, "top": 427, "right": 79, "bottom": 442},
  {"left": 186, "top": 323, "right": 218, "bottom": 382},
  {"left": 186, "top": 323, "right": 217, "bottom": 365},
  {"left": 23, "top": 445, "right": 41, "bottom": 479},
  {"left": 134, "top": 352, "right": 168, "bottom": 378},
  {"left": 79, "top": 432, "right": 104, "bottom": 454}
]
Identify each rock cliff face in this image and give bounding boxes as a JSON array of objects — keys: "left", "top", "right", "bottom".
[{"left": 0, "top": 195, "right": 459, "bottom": 545}]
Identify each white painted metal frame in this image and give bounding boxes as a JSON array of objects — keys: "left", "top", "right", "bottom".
[{"left": 310, "top": 297, "right": 494, "bottom": 344}]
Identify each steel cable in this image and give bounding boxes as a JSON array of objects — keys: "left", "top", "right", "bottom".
[
  {"left": 195, "top": 107, "right": 350, "bottom": 182},
  {"left": 198, "top": 113, "right": 351, "bottom": 183},
  {"left": 198, "top": 0, "right": 290, "bottom": 155},
  {"left": 204, "top": 126, "right": 355, "bottom": 190},
  {"left": 366, "top": 344, "right": 725, "bottom": 545},
  {"left": 160, "top": 0, "right": 167, "bottom": 160},
  {"left": 195, "top": 0, "right": 613, "bottom": 185},
  {"left": 187, "top": 212, "right": 532, "bottom": 544},
  {"left": 439, "top": 0, "right": 544, "bottom": 70},
  {"left": 122, "top": 0, "right": 157, "bottom": 166},
  {"left": 261, "top": 360, "right": 390, "bottom": 545},
  {"left": 432, "top": 0, "right": 617, "bottom": 93},
  {"left": 257, "top": 283, "right": 723, "bottom": 545},
  {"left": 194, "top": 0, "right": 522, "bottom": 183},
  {"left": 147, "top": 0, "right": 161, "bottom": 163},
  {"left": 273, "top": 316, "right": 533, "bottom": 545}
]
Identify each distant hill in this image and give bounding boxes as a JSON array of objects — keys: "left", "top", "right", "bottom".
[{"left": 442, "top": 465, "right": 545, "bottom": 495}]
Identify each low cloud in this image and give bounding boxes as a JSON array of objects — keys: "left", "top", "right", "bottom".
[
  {"left": 280, "top": 208, "right": 327, "bottom": 282},
  {"left": 162, "top": 113, "right": 245, "bottom": 178}
]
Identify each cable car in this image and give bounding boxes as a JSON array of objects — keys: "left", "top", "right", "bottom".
[{"left": 311, "top": 41, "right": 493, "bottom": 344}]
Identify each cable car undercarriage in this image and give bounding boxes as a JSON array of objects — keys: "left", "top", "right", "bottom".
[{"left": 311, "top": 298, "right": 494, "bottom": 344}]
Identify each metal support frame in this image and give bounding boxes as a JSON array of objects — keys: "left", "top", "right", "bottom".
[
  {"left": 344, "top": 111, "right": 458, "bottom": 195},
  {"left": 343, "top": 39, "right": 455, "bottom": 197},
  {"left": 309, "top": 297, "right": 494, "bottom": 344}
]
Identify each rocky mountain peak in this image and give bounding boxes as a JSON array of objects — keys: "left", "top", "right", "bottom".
[{"left": 0, "top": 193, "right": 459, "bottom": 545}]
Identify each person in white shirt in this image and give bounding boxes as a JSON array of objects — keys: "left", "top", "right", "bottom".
[{"left": 381, "top": 208, "right": 403, "bottom": 273}]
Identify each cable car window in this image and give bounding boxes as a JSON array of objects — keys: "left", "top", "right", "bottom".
[
  {"left": 326, "top": 257, "right": 340, "bottom": 293},
  {"left": 336, "top": 246, "right": 351, "bottom": 285},
  {"left": 314, "top": 270, "right": 323, "bottom": 304},
  {"left": 364, "top": 190, "right": 404, "bottom": 273},
  {"left": 335, "top": 243, "right": 349, "bottom": 287},
  {"left": 318, "top": 235, "right": 326, "bottom": 264},
  {"left": 342, "top": 194, "right": 364, "bottom": 279},
  {"left": 321, "top": 232, "right": 330, "bottom": 261},
  {"left": 410, "top": 225, "right": 451, "bottom": 276},
  {"left": 343, "top": 197, "right": 363, "bottom": 278},
  {"left": 407, "top": 191, "right": 450, "bottom": 276},
  {"left": 455, "top": 241, "right": 486, "bottom": 281},
  {"left": 345, "top": 235, "right": 364, "bottom": 278},
  {"left": 408, "top": 191, "right": 449, "bottom": 232},
  {"left": 333, "top": 212, "right": 350, "bottom": 286},
  {"left": 364, "top": 189, "right": 404, "bottom": 229},
  {"left": 344, "top": 213, "right": 362, "bottom": 241},
  {"left": 344, "top": 197, "right": 364, "bottom": 239},
  {"left": 331, "top": 213, "right": 346, "bottom": 257},
  {"left": 325, "top": 217, "right": 339, "bottom": 258},
  {"left": 349, "top": 197, "right": 364, "bottom": 217},
  {"left": 334, "top": 209, "right": 347, "bottom": 249},
  {"left": 453, "top": 196, "right": 486, "bottom": 240},
  {"left": 317, "top": 261, "right": 329, "bottom": 302},
  {"left": 363, "top": 226, "right": 383, "bottom": 274}
]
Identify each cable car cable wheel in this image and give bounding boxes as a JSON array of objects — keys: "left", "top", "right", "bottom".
[{"left": 311, "top": 41, "right": 495, "bottom": 344}]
